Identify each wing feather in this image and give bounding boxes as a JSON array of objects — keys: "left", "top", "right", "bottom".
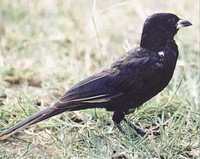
[
  {"left": 56, "top": 48, "right": 154, "bottom": 109},
  {"left": 58, "top": 70, "right": 122, "bottom": 105}
]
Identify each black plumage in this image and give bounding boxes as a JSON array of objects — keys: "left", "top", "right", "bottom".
[{"left": 0, "top": 13, "right": 192, "bottom": 139}]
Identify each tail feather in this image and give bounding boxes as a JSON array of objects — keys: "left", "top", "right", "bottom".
[{"left": 0, "top": 106, "right": 65, "bottom": 140}]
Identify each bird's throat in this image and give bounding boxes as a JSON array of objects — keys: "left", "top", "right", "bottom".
[{"left": 140, "top": 33, "right": 173, "bottom": 52}]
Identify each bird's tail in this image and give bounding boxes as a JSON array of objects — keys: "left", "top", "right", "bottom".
[{"left": 0, "top": 106, "right": 66, "bottom": 140}]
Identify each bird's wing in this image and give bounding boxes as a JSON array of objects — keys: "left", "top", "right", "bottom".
[
  {"left": 58, "top": 69, "right": 123, "bottom": 105},
  {"left": 56, "top": 48, "right": 163, "bottom": 109},
  {"left": 55, "top": 46, "right": 166, "bottom": 108}
]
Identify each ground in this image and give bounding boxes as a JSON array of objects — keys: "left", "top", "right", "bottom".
[{"left": 0, "top": 0, "right": 199, "bottom": 158}]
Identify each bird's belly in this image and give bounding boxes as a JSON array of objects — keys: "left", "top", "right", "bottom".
[{"left": 127, "top": 65, "right": 175, "bottom": 109}]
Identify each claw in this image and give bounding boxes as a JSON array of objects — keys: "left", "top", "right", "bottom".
[
  {"left": 146, "top": 125, "right": 161, "bottom": 136},
  {"left": 123, "top": 118, "right": 146, "bottom": 136}
]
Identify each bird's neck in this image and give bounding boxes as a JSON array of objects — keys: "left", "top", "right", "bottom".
[{"left": 140, "top": 30, "right": 175, "bottom": 52}]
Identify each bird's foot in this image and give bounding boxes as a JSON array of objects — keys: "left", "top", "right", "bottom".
[
  {"left": 124, "top": 118, "right": 162, "bottom": 137},
  {"left": 145, "top": 124, "right": 160, "bottom": 136},
  {"left": 123, "top": 118, "right": 146, "bottom": 136},
  {"left": 114, "top": 122, "right": 127, "bottom": 135}
]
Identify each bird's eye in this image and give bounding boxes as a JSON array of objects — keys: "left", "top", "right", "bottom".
[{"left": 168, "top": 18, "right": 176, "bottom": 24}]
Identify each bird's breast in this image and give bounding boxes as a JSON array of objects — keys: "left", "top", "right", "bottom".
[{"left": 129, "top": 48, "right": 178, "bottom": 106}]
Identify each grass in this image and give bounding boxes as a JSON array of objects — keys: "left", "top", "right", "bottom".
[{"left": 0, "top": 0, "right": 199, "bottom": 158}]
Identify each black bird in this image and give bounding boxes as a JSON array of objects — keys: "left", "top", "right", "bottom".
[{"left": 0, "top": 13, "right": 192, "bottom": 140}]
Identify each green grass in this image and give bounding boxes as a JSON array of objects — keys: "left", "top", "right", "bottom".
[{"left": 0, "top": 0, "right": 199, "bottom": 158}]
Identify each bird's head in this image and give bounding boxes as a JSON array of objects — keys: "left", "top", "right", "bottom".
[{"left": 140, "top": 13, "right": 192, "bottom": 51}]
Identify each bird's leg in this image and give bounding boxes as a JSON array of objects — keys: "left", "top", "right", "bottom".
[
  {"left": 112, "top": 111, "right": 126, "bottom": 134},
  {"left": 123, "top": 118, "right": 146, "bottom": 136},
  {"left": 112, "top": 112, "right": 146, "bottom": 136},
  {"left": 114, "top": 122, "right": 126, "bottom": 134},
  {"left": 94, "top": 108, "right": 98, "bottom": 120}
]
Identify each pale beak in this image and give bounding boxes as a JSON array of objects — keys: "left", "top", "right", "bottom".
[{"left": 176, "top": 19, "right": 192, "bottom": 29}]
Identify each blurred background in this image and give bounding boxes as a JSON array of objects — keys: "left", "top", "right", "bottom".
[{"left": 0, "top": 0, "right": 199, "bottom": 158}]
